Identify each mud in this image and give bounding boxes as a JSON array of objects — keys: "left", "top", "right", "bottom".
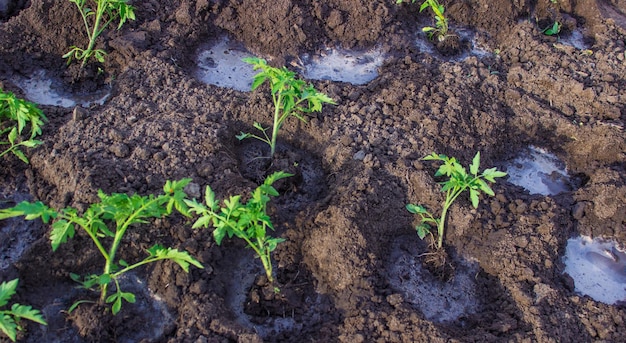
[{"left": 0, "top": 0, "right": 625, "bottom": 341}]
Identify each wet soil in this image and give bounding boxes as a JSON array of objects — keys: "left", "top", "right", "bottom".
[{"left": 1, "top": 0, "right": 625, "bottom": 341}]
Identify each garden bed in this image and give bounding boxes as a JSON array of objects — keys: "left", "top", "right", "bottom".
[{"left": 1, "top": 0, "right": 625, "bottom": 341}]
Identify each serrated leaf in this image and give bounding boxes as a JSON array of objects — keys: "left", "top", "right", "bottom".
[
  {"left": 483, "top": 167, "right": 507, "bottom": 182},
  {"left": 0, "top": 279, "right": 18, "bottom": 308},
  {"left": 50, "top": 220, "right": 75, "bottom": 251},
  {"left": 469, "top": 189, "right": 479, "bottom": 208},
  {"left": 9, "top": 304, "right": 46, "bottom": 325},
  {"left": 147, "top": 245, "right": 203, "bottom": 272},
  {"left": 7, "top": 127, "right": 17, "bottom": 145},
  {"left": 0, "top": 313, "right": 17, "bottom": 341},
  {"left": 470, "top": 151, "right": 480, "bottom": 176},
  {"left": 477, "top": 179, "right": 495, "bottom": 196}
]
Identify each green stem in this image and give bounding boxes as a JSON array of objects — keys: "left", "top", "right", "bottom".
[
  {"left": 81, "top": 5, "right": 104, "bottom": 68},
  {"left": 100, "top": 196, "right": 163, "bottom": 302},
  {"left": 270, "top": 93, "right": 283, "bottom": 158}
]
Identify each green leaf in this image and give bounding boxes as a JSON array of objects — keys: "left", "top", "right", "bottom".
[
  {"left": 0, "top": 314, "right": 17, "bottom": 342},
  {"left": 477, "top": 179, "right": 495, "bottom": 196},
  {"left": 483, "top": 167, "right": 507, "bottom": 182},
  {"left": 147, "top": 245, "right": 203, "bottom": 272},
  {"left": 470, "top": 151, "right": 480, "bottom": 176},
  {"left": 7, "top": 127, "right": 17, "bottom": 145},
  {"left": 406, "top": 203, "right": 429, "bottom": 214},
  {"left": 416, "top": 223, "right": 431, "bottom": 240},
  {"left": 236, "top": 132, "right": 251, "bottom": 141},
  {"left": 9, "top": 304, "right": 47, "bottom": 325},
  {"left": 469, "top": 188, "right": 479, "bottom": 208},
  {"left": 50, "top": 220, "right": 75, "bottom": 251},
  {"left": 0, "top": 279, "right": 18, "bottom": 308}
]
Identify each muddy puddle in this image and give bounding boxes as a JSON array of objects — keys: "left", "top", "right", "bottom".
[
  {"left": 386, "top": 237, "right": 480, "bottom": 322},
  {"left": 24, "top": 273, "right": 174, "bottom": 342},
  {"left": 11, "top": 70, "right": 110, "bottom": 108},
  {"left": 299, "top": 47, "right": 384, "bottom": 85},
  {"left": 563, "top": 236, "right": 626, "bottom": 305},
  {"left": 505, "top": 146, "right": 573, "bottom": 196}
]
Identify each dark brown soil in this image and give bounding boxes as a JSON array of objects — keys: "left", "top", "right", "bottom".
[{"left": 1, "top": 0, "right": 625, "bottom": 342}]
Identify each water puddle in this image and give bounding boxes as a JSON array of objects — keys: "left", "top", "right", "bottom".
[
  {"left": 227, "top": 254, "right": 298, "bottom": 337},
  {"left": 12, "top": 70, "right": 110, "bottom": 108},
  {"left": 563, "top": 236, "right": 626, "bottom": 305},
  {"left": 300, "top": 47, "right": 384, "bottom": 85},
  {"left": 0, "top": 192, "right": 43, "bottom": 273},
  {"left": 195, "top": 37, "right": 257, "bottom": 92},
  {"left": 415, "top": 27, "right": 492, "bottom": 61},
  {"left": 27, "top": 273, "right": 174, "bottom": 342},
  {"left": 387, "top": 237, "right": 480, "bottom": 322},
  {"left": 558, "top": 27, "right": 590, "bottom": 50},
  {"left": 505, "top": 146, "right": 572, "bottom": 196}
]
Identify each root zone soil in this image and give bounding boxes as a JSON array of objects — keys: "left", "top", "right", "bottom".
[{"left": 1, "top": 0, "right": 625, "bottom": 342}]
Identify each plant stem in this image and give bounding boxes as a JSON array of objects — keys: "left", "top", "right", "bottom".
[
  {"left": 100, "top": 197, "right": 162, "bottom": 302},
  {"left": 269, "top": 93, "right": 283, "bottom": 158}
]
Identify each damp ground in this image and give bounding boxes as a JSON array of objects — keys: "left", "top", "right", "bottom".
[{"left": 0, "top": 0, "right": 625, "bottom": 342}]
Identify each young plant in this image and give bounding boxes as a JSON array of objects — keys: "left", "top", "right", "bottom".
[
  {"left": 63, "top": 0, "right": 136, "bottom": 67},
  {"left": 0, "top": 89, "right": 46, "bottom": 164},
  {"left": 237, "top": 57, "right": 335, "bottom": 159},
  {"left": 542, "top": 21, "right": 561, "bottom": 36},
  {"left": 185, "top": 171, "right": 292, "bottom": 284},
  {"left": 406, "top": 152, "right": 507, "bottom": 249},
  {"left": 397, "top": 0, "right": 449, "bottom": 41},
  {"left": 0, "top": 279, "right": 47, "bottom": 342},
  {"left": 0, "top": 179, "right": 203, "bottom": 315}
]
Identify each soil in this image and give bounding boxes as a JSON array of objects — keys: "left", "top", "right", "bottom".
[{"left": 0, "top": 0, "right": 625, "bottom": 342}]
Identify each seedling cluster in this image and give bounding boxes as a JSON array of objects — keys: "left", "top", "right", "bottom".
[
  {"left": 0, "top": 89, "right": 46, "bottom": 164},
  {"left": 0, "top": 179, "right": 203, "bottom": 315},
  {"left": 407, "top": 152, "right": 507, "bottom": 249}
]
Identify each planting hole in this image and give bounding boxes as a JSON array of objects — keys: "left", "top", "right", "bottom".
[
  {"left": 11, "top": 70, "right": 110, "bottom": 108},
  {"left": 558, "top": 27, "right": 591, "bottom": 50},
  {"left": 227, "top": 254, "right": 298, "bottom": 337},
  {"left": 195, "top": 37, "right": 257, "bottom": 92},
  {"left": 563, "top": 236, "right": 626, "bottom": 305},
  {"left": 505, "top": 146, "right": 573, "bottom": 196},
  {"left": 0, "top": 192, "right": 42, "bottom": 273},
  {"left": 387, "top": 238, "right": 480, "bottom": 322},
  {"left": 22, "top": 273, "right": 173, "bottom": 342},
  {"left": 300, "top": 47, "right": 384, "bottom": 85}
]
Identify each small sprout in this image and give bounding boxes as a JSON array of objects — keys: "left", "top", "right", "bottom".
[
  {"left": 542, "top": 21, "right": 561, "bottom": 36},
  {"left": 186, "top": 171, "right": 292, "bottom": 283},
  {"left": 238, "top": 57, "right": 335, "bottom": 159},
  {"left": 407, "top": 152, "right": 507, "bottom": 249},
  {"left": 0, "top": 279, "right": 47, "bottom": 342}
]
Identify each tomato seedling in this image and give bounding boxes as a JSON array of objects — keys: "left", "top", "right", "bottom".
[
  {"left": 398, "top": 0, "right": 450, "bottom": 42},
  {"left": 407, "top": 152, "right": 507, "bottom": 249},
  {"left": 237, "top": 57, "right": 335, "bottom": 159},
  {"left": 0, "top": 279, "right": 47, "bottom": 342},
  {"left": 0, "top": 89, "right": 46, "bottom": 164},
  {"left": 63, "top": 0, "right": 136, "bottom": 67},
  {"left": 186, "top": 171, "right": 292, "bottom": 284},
  {"left": 0, "top": 179, "right": 203, "bottom": 315}
]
